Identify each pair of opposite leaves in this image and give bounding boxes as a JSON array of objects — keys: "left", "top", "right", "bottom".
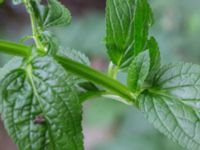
[{"left": 106, "top": 0, "right": 200, "bottom": 150}]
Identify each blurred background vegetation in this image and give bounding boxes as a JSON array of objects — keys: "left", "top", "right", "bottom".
[{"left": 0, "top": 0, "right": 200, "bottom": 150}]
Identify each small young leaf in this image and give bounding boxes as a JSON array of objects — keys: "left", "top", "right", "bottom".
[
  {"left": 40, "top": 31, "right": 59, "bottom": 55},
  {"left": 0, "top": 56, "right": 84, "bottom": 150},
  {"left": 28, "top": 0, "right": 72, "bottom": 54},
  {"left": 127, "top": 50, "right": 150, "bottom": 91},
  {"left": 42, "top": 0, "right": 71, "bottom": 29},
  {"left": 145, "top": 37, "right": 161, "bottom": 83},
  {"left": 30, "top": 0, "right": 71, "bottom": 29},
  {"left": 134, "top": 0, "right": 154, "bottom": 55},
  {"left": 139, "top": 62, "right": 200, "bottom": 150},
  {"left": 147, "top": 37, "right": 160, "bottom": 71},
  {"left": 106, "top": 0, "right": 153, "bottom": 68}
]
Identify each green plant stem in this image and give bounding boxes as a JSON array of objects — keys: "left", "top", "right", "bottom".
[
  {"left": 30, "top": 14, "right": 42, "bottom": 48},
  {"left": 55, "top": 55, "right": 135, "bottom": 103},
  {"left": 0, "top": 40, "right": 136, "bottom": 104},
  {"left": 24, "top": 0, "right": 45, "bottom": 51},
  {"left": 79, "top": 91, "right": 133, "bottom": 105},
  {"left": 79, "top": 91, "right": 107, "bottom": 103},
  {"left": 108, "top": 62, "right": 119, "bottom": 79},
  {"left": 0, "top": 40, "right": 31, "bottom": 57}
]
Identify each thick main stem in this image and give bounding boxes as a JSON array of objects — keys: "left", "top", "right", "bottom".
[
  {"left": 55, "top": 55, "right": 135, "bottom": 103},
  {"left": 0, "top": 40, "right": 31, "bottom": 57},
  {"left": 0, "top": 40, "right": 136, "bottom": 104}
]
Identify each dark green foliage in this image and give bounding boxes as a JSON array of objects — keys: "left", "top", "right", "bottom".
[
  {"left": 0, "top": 56, "right": 84, "bottom": 150},
  {"left": 0, "top": 0, "right": 200, "bottom": 150},
  {"left": 106, "top": 0, "right": 153, "bottom": 68},
  {"left": 139, "top": 63, "right": 200, "bottom": 150},
  {"left": 127, "top": 50, "right": 150, "bottom": 92}
]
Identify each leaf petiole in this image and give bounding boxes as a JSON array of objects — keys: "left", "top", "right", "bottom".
[{"left": 108, "top": 62, "right": 119, "bottom": 79}]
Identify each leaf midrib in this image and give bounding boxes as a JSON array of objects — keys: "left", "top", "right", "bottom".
[{"left": 26, "top": 65, "right": 57, "bottom": 150}]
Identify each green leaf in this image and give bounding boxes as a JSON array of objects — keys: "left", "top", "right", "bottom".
[
  {"left": 58, "top": 47, "right": 90, "bottom": 66},
  {"left": 42, "top": 0, "right": 71, "bottom": 29},
  {"left": 133, "top": 0, "right": 154, "bottom": 55},
  {"left": 146, "top": 37, "right": 161, "bottom": 83},
  {"left": 28, "top": 0, "right": 71, "bottom": 54},
  {"left": 40, "top": 31, "right": 59, "bottom": 55},
  {"left": 30, "top": 0, "right": 71, "bottom": 29},
  {"left": 106, "top": 0, "right": 153, "bottom": 68},
  {"left": 139, "top": 62, "right": 200, "bottom": 150},
  {"left": 0, "top": 57, "right": 22, "bottom": 82},
  {"left": 0, "top": 57, "right": 22, "bottom": 113},
  {"left": 58, "top": 47, "right": 91, "bottom": 89},
  {"left": 127, "top": 50, "right": 150, "bottom": 92},
  {"left": 147, "top": 37, "right": 160, "bottom": 72},
  {"left": 0, "top": 56, "right": 83, "bottom": 150}
]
